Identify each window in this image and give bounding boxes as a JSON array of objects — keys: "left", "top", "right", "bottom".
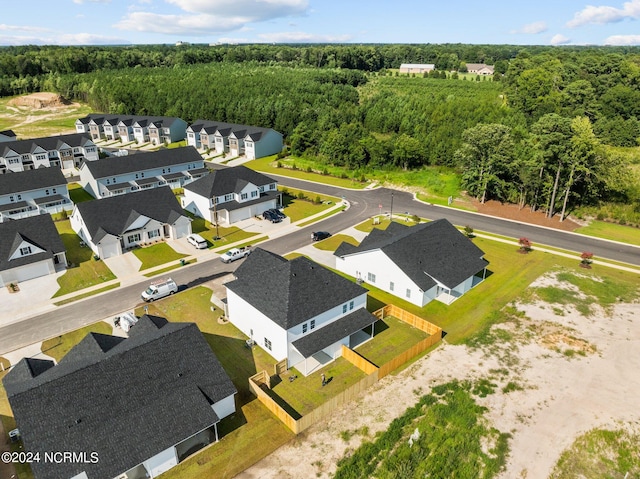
[
  {"left": 390, "top": 282, "right": 395, "bottom": 291},
  {"left": 20, "top": 246, "right": 32, "bottom": 256},
  {"left": 343, "top": 304, "right": 348, "bottom": 313},
  {"left": 251, "top": 190, "right": 258, "bottom": 198},
  {"left": 259, "top": 186, "right": 265, "bottom": 193},
  {"left": 367, "top": 272, "right": 376, "bottom": 283},
  {"left": 127, "top": 233, "right": 141, "bottom": 243},
  {"left": 9, "top": 196, "right": 13, "bottom": 202},
  {"left": 241, "top": 193, "right": 248, "bottom": 200},
  {"left": 52, "top": 188, "right": 56, "bottom": 194},
  {"left": 148, "top": 230, "right": 160, "bottom": 239},
  {"left": 406, "top": 289, "right": 411, "bottom": 299},
  {"left": 302, "top": 323, "right": 308, "bottom": 334},
  {"left": 310, "top": 320, "right": 315, "bottom": 330},
  {"left": 264, "top": 338, "right": 272, "bottom": 351},
  {"left": 349, "top": 301, "right": 354, "bottom": 310},
  {"left": 269, "top": 184, "right": 276, "bottom": 190},
  {"left": 45, "top": 189, "right": 49, "bottom": 195},
  {"left": 224, "top": 193, "right": 234, "bottom": 202}
]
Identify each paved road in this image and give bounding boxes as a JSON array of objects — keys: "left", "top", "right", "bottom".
[{"left": 1, "top": 177, "right": 638, "bottom": 355}]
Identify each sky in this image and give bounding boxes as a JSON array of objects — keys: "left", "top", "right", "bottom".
[{"left": 1, "top": 0, "right": 640, "bottom": 47}]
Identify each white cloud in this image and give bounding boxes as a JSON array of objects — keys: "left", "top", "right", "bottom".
[
  {"left": 550, "top": 33, "right": 571, "bottom": 45},
  {"left": 257, "top": 31, "right": 352, "bottom": 43},
  {"left": 567, "top": 0, "right": 640, "bottom": 27},
  {"left": 115, "top": 0, "right": 309, "bottom": 36},
  {"left": 215, "top": 37, "right": 251, "bottom": 44},
  {"left": 73, "top": 0, "right": 111, "bottom": 4},
  {"left": 0, "top": 24, "right": 49, "bottom": 33},
  {"left": 0, "top": 33, "right": 128, "bottom": 46},
  {"left": 605, "top": 33, "right": 640, "bottom": 44},
  {"left": 511, "top": 21, "right": 548, "bottom": 34}
]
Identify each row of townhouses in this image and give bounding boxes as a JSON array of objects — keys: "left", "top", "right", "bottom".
[{"left": 75, "top": 114, "right": 188, "bottom": 146}]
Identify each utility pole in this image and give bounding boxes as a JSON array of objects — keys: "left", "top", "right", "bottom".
[
  {"left": 390, "top": 191, "right": 394, "bottom": 222},
  {"left": 213, "top": 198, "right": 220, "bottom": 240}
]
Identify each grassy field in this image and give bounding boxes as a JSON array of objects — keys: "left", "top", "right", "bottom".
[
  {"left": 40, "top": 321, "right": 113, "bottom": 362},
  {"left": 280, "top": 186, "right": 340, "bottom": 222},
  {"left": 53, "top": 219, "right": 116, "bottom": 297},
  {"left": 132, "top": 242, "right": 187, "bottom": 271},
  {"left": 576, "top": 220, "right": 640, "bottom": 245},
  {"left": 189, "top": 214, "right": 259, "bottom": 247},
  {"left": 312, "top": 233, "right": 359, "bottom": 251}
]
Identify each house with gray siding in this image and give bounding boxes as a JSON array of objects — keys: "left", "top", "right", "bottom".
[{"left": 76, "top": 114, "right": 188, "bottom": 145}]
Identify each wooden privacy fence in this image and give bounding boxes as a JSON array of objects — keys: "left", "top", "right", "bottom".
[
  {"left": 341, "top": 345, "right": 378, "bottom": 375},
  {"left": 274, "top": 359, "right": 288, "bottom": 376},
  {"left": 377, "top": 333, "right": 442, "bottom": 378},
  {"left": 373, "top": 304, "right": 442, "bottom": 336}
]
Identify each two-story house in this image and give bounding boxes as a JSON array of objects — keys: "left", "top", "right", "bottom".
[
  {"left": 79, "top": 146, "right": 208, "bottom": 199},
  {"left": 0, "top": 168, "right": 72, "bottom": 222},
  {"left": 76, "top": 114, "right": 188, "bottom": 146},
  {"left": 0, "top": 214, "right": 67, "bottom": 286},
  {"left": 182, "top": 165, "right": 279, "bottom": 225},
  {"left": 0, "top": 129, "right": 17, "bottom": 142},
  {"left": 0, "top": 133, "right": 98, "bottom": 172},
  {"left": 186, "top": 120, "right": 283, "bottom": 160}
]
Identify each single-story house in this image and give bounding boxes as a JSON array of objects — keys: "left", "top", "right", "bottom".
[
  {"left": 2, "top": 315, "right": 237, "bottom": 479},
  {"left": 334, "top": 219, "right": 489, "bottom": 307},
  {"left": 70, "top": 187, "right": 192, "bottom": 259},
  {"left": 0, "top": 214, "right": 66, "bottom": 286},
  {"left": 182, "top": 165, "right": 279, "bottom": 225},
  {"left": 399, "top": 63, "right": 435, "bottom": 74},
  {"left": 186, "top": 120, "right": 283, "bottom": 160},
  {"left": 76, "top": 114, "right": 188, "bottom": 145},
  {"left": 0, "top": 167, "right": 72, "bottom": 222},
  {"left": 225, "top": 248, "right": 378, "bottom": 375},
  {"left": 466, "top": 63, "right": 495, "bottom": 75},
  {"left": 79, "top": 146, "right": 207, "bottom": 199}
]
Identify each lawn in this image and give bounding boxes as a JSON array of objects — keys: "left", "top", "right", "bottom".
[
  {"left": 280, "top": 186, "right": 340, "bottom": 222},
  {"left": 132, "top": 242, "right": 187, "bottom": 271},
  {"left": 576, "top": 220, "right": 640, "bottom": 245},
  {"left": 188, "top": 214, "right": 259, "bottom": 247},
  {"left": 312, "top": 233, "right": 359, "bottom": 251},
  {"left": 355, "top": 216, "right": 422, "bottom": 233},
  {"left": 355, "top": 316, "right": 429, "bottom": 366},
  {"left": 68, "top": 183, "right": 94, "bottom": 204},
  {"left": 53, "top": 220, "right": 116, "bottom": 297},
  {"left": 40, "top": 321, "right": 113, "bottom": 362},
  {"left": 53, "top": 283, "right": 120, "bottom": 306}
]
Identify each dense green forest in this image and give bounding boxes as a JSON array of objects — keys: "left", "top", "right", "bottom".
[{"left": 1, "top": 43, "right": 639, "bottom": 221}]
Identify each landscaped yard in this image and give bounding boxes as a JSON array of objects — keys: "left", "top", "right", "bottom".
[
  {"left": 189, "top": 213, "right": 259, "bottom": 248},
  {"left": 68, "top": 183, "right": 94, "bottom": 204},
  {"left": 355, "top": 316, "right": 429, "bottom": 366},
  {"left": 280, "top": 186, "right": 340, "bottom": 222},
  {"left": 40, "top": 321, "right": 113, "bottom": 362},
  {"left": 53, "top": 220, "right": 116, "bottom": 297},
  {"left": 312, "top": 233, "right": 359, "bottom": 251},
  {"left": 576, "top": 220, "right": 640, "bottom": 246},
  {"left": 132, "top": 242, "right": 187, "bottom": 271}
]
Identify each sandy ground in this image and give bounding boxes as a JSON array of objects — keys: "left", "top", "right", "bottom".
[{"left": 239, "top": 273, "right": 640, "bottom": 479}]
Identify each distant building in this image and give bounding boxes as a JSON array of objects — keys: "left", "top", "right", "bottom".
[
  {"left": 466, "top": 63, "right": 495, "bottom": 75},
  {"left": 75, "top": 114, "right": 188, "bottom": 146},
  {"left": 399, "top": 63, "right": 435, "bottom": 74}
]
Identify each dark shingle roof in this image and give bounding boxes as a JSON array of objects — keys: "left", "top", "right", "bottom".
[
  {"left": 79, "top": 114, "right": 184, "bottom": 129},
  {"left": 0, "top": 215, "right": 65, "bottom": 272},
  {"left": 335, "top": 219, "right": 489, "bottom": 290},
  {"left": 213, "top": 190, "right": 279, "bottom": 213},
  {"left": 226, "top": 250, "right": 367, "bottom": 330},
  {"left": 0, "top": 133, "right": 93, "bottom": 156},
  {"left": 188, "top": 120, "right": 276, "bottom": 140},
  {"left": 75, "top": 187, "right": 187, "bottom": 242},
  {"left": 83, "top": 146, "right": 204, "bottom": 179},
  {"left": 0, "top": 167, "right": 67, "bottom": 196},
  {"left": 2, "top": 316, "right": 237, "bottom": 479},
  {"left": 184, "top": 165, "right": 275, "bottom": 198}
]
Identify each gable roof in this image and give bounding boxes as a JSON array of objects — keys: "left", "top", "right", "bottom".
[
  {"left": 226, "top": 249, "right": 367, "bottom": 330},
  {"left": 0, "top": 133, "right": 94, "bottom": 157},
  {"left": 0, "top": 215, "right": 65, "bottom": 272},
  {"left": 78, "top": 114, "right": 185, "bottom": 129},
  {"left": 2, "top": 316, "right": 236, "bottom": 479},
  {"left": 184, "top": 165, "right": 276, "bottom": 198},
  {"left": 335, "top": 219, "right": 488, "bottom": 290},
  {"left": 0, "top": 167, "right": 67, "bottom": 196},
  {"left": 75, "top": 187, "right": 187, "bottom": 243},
  {"left": 82, "top": 146, "right": 204, "bottom": 179},
  {"left": 188, "top": 120, "right": 278, "bottom": 141}
]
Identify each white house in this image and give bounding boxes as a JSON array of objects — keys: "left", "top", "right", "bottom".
[
  {"left": 334, "top": 219, "right": 489, "bottom": 307},
  {"left": 399, "top": 63, "right": 435, "bottom": 74},
  {"left": 76, "top": 114, "right": 188, "bottom": 145},
  {"left": 2, "top": 316, "right": 237, "bottom": 479},
  {"left": 225, "top": 249, "right": 378, "bottom": 375},
  {"left": 79, "top": 146, "right": 207, "bottom": 199},
  {"left": 0, "top": 167, "right": 72, "bottom": 222},
  {"left": 0, "top": 214, "right": 67, "bottom": 286},
  {"left": 186, "top": 120, "right": 283, "bottom": 160},
  {"left": 466, "top": 63, "right": 495, "bottom": 75},
  {"left": 182, "top": 165, "right": 279, "bottom": 225},
  {"left": 0, "top": 133, "right": 98, "bottom": 172},
  {"left": 70, "top": 187, "right": 192, "bottom": 259}
]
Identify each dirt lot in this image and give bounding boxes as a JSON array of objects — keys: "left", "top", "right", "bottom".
[{"left": 239, "top": 274, "right": 640, "bottom": 479}]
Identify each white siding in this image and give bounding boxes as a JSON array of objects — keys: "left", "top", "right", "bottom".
[
  {"left": 0, "top": 260, "right": 54, "bottom": 286},
  {"left": 142, "top": 446, "right": 178, "bottom": 478},
  {"left": 212, "top": 394, "right": 236, "bottom": 420}
]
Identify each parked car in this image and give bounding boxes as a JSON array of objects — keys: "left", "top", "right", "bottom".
[
  {"left": 141, "top": 278, "right": 178, "bottom": 302},
  {"left": 262, "top": 210, "right": 282, "bottom": 223},
  {"left": 187, "top": 233, "right": 208, "bottom": 249},
  {"left": 311, "top": 231, "right": 331, "bottom": 241},
  {"left": 220, "top": 246, "right": 251, "bottom": 263},
  {"left": 268, "top": 208, "right": 286, "bottom": 219}
]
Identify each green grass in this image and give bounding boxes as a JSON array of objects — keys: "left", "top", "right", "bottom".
[
  {"left": 355, "top": 316, "right": 429, "bottom": 366},
  {"left": 132, "top": 242, "right": 187, "bottom": 271},
  {"left": 53, "top": 220, "right": 116, "bottom": 297},
  {"left": 40, "top": 322, "right": 113, "bottom": 363},
  {"left": 53, "top": 283, "right": 120, "bottom": 306},
  {"left": 354, "top": 216, "right": 420, "bottom": 233},
  {"left": 68, "top": 183, "right": 94, "bottom": 203},
  {"left": 297, "top": 204, "right": 347, "bottom": 227},
  {"left": 218, "top": 237, "right": 267, "bottom": 254},
  {"left": 143, "top": 259, "right": 197, "bottom": 277},
  {"left": 550, "top": 428, "right": 640, "bottom": 479},
  {"left": 166, "top": 140, "right": 187, "bottom": 149},
  {"left": 188, "top": 214, "right": 259, "bottom": 247},
  {"left": 576, "top": 220, "right": 640, "bottom": 245},
  {"left": 312, "top": 233, "right": 359, "bottom": 251},
  {"left": 280, "top": 186, "right": 340, "bottom": 222}
]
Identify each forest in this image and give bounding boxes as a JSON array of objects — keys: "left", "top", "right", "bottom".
[{"left": 1, "top": 43, "right": 639, "bottom": 222}]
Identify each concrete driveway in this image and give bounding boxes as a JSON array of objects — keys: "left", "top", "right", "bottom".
[
  {"left": 0, "top": 271, "right": 65, "bottom": 327},
  {"left": 102, "top": 252, "right": 143, "bottom": 285}
]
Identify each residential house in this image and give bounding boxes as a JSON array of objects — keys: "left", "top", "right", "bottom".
[
  {"left": 2, "top": 315, "right": 237, "bottom": 479},
  {"left": 70, "top": 187, "right": 192, "bottom": 259},
  {"left": 76, "top": 114, "right": 188, "bottom": 145},
  {"left": 186, "top": 120, "right": 283, "bottom": 160},
  {"left": 0, "top": 167, "right": 72, "bottom": 222},
  {"left": 0, "top": 133, "right": 98, "bottom": 172},
  {"left": 399, "top": 63, "right": 435, "bottom": 74},
  {"left": 79, "top": 146, "right": 207, "bottom": 199},
  {"left": 334, "top": 219, "right": 489, "bottom": 307},
  {"left": 466, "top": 63, "right": 495, "bottom": 75},
  {"left": 0, "top": 129, "right": 16, "bottom": 142},
  {"left": 225, "top": 249, "right": 378, "bottom": 375},
  {"left": 182, "top": 165, "right": 279, "bottom": 225},
  {"left": 0, "top": 214, "right": 66, "bottom": 286}
]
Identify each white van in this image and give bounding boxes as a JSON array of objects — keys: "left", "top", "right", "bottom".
[
  {"left": 187, "top": 233, "right": 208, "bottom": 249},
  {"left": 141, "top": 278, "right": 178, "bottom": 302}
]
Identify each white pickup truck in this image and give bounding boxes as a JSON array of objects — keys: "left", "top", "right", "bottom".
[{"left": 220, "top": 247, "right": 251, "bottom": 263}]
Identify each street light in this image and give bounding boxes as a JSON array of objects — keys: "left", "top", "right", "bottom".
[{"left": 213, "top": 198, "right": 220, "bottom": 240}]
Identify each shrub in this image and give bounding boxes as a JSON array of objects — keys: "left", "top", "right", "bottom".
[
  {"left": 306, "top": 166, "right": 313, "bottom": 173},
  {"left": 340, "top": 172, "right": 348, "bottom": 179},
  {"left": 596, "top": 212, "right": 605, "bottom": 221},
  {"left": 464, "top": 225, "right": 474, "bottom": 238},
  {"left": 518, "top": 237, "right": 532, "bottom": 254},
  {"left": 314, "top": 195, "right": 322, "bottom": 204},
  {"left": 297, "top": 192, "right": 306, "bottom": 200},
  {"left": 322, "top": 167, "right": 329, "bottom": 175},
  {"left": 276, "top": 161, "right": 282, "bottom": 168}
]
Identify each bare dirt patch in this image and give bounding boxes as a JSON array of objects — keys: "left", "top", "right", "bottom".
[
  {"left": 7, "top": 92, "right": 71, "bottom": 109},
  {"left": 473, "top": 199, "right": 581, "bottom": 232}
]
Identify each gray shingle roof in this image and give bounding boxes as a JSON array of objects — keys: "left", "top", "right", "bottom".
[
  {"left": 213, "top": 190, "right": 279, "bottom": 213},
  {"left": 75, "top": 187, "right": 187, "bottom": 242},
  {"left": 184, "top": 165, "right": 275, "bottom": 198},
  {"left": 334, "top": 219, "right": 489, "bottom": 290},
  {"left": 2, "top": 316, "right": 237, "bottom": 479},
  {"left": 32, "top": 194, "right": 66, "bottom": 205},
  {"left": 79, "top": 114, "right": 184, "bottom": 129},
  {"left": 0, "top": 214, "right": 64, "bottom": 273},
  {"left": 0, "top": 133, "right": 94, "bottom": 156},
  {"left": 83, "top": 146, "right": 204, "bottom": 179},
  {"left": 188, "top": 120, "right": 275, "bottom": 140},
  {"left": 226, "top": 250, "right": 367, "bottom": 330},
  {"left": 0, "top": 167, "right": 67, "bottom": 196}
]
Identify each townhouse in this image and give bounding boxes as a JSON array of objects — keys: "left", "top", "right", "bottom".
[{"left": 76, "top": 114, "right": 188, "bottom": 146}]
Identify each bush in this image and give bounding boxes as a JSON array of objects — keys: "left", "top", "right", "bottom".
[
  {"left": 619, "top": 218, "right": 627, "bottom": 225},
  {"left": 322, "top": 167, "right": 329, "bottom": 175},
  {"left": 314, "top": 195, "right": 322, "bottom": 204},
  {"left": 306, "top": 166, "right": 313, "bottom": 173},
  {"left": 297, "top": 192, "right": 306, "bottom": 200},
  {"left": 276, "top": 161, "right": 282, "bottom": 168},
  {"left": 596, "top": 212, "right": 605, "bottom": 221}
]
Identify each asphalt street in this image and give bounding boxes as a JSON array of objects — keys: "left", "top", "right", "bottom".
[{"left": 1, "top": 176, "right": 638, "bottom": 355}]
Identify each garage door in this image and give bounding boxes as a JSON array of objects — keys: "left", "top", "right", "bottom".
[
  {"left": 173, "top": 223, "right": 190, "bottom": 239},
  {"left": 13, "top": 261, "right": 52, "bottom": 283},
  {"left": 99, "top": 241, "right": 120, "bottom": 259}
]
